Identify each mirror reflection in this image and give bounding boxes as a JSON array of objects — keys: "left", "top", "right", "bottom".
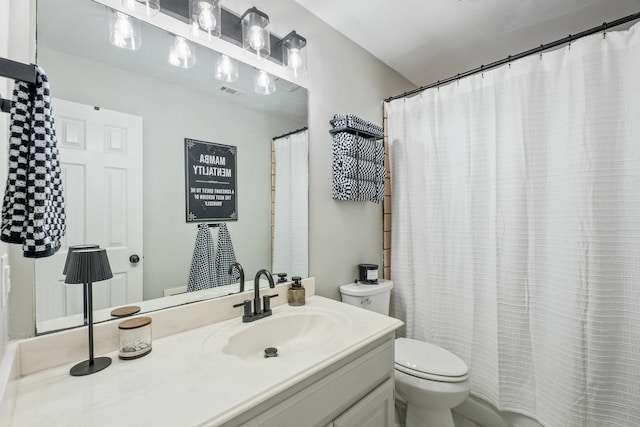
[{"left": 34, "top": 0, "right": 308, "bottom": 334}]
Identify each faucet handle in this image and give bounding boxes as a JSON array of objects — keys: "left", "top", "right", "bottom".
[
  {"left": 263, "top": 294, "right": 279, "bottom": 312},
  {"left": 233, "top": 300, "right": 252, "bottom": 318}
]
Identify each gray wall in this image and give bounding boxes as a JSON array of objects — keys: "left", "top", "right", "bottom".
[
  {"left": 277, "top": 2, "right": 414, "bottom": 298},
  {"left": 38, "top": 46, "right": 304, "bottom": 300}
]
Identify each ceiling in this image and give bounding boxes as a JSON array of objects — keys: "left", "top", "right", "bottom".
[{"left": 294, "top": 0, "right": 640, "bottom": 86}]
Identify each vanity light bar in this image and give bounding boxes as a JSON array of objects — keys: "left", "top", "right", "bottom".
[{"left": 160, "top": 5, "right": 288, "bottom": 66}]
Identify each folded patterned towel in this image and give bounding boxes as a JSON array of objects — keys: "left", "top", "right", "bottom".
[
  {"left": 332, "top": 114, "right": 384, "bottom": 138},
  {"left": 332, "top": 176, "right": 384, "bottom": 204},
  {"left": 333, "top": 153, "right": 386, "bottom": 183},
  {"left": 332, "top": 132, "right": 384, "bottom": 163}
]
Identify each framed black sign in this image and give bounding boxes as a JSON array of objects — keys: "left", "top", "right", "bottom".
[{"left": 185, "top": 138, "right": 237, "bottom": 222}]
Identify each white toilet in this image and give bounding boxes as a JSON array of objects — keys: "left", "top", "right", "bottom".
[{"left": 340, "top": 280, "right": 471, "bottom": 427}]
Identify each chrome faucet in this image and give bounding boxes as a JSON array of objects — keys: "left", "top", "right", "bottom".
[
  {"left": 233, "top": 268, "right": 277, "bottom": 323},
  {"left": 228, "top": 262, "right": 245, "bottom": 292}
]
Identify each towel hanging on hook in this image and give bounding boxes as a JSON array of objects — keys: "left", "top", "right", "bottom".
[{"left": 1, "top": 64, "right": 66, "bottom": 258}]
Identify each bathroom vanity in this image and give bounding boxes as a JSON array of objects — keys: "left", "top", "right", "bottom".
[{"left": 1, "top": 279, "right": 402, "bottom": 426}]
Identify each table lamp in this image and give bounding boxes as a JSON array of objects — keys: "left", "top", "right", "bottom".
[{"left": 64, "top": 248, "right": 113, "bottom": 376}]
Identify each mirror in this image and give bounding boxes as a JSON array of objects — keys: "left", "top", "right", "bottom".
[{"left": 34, "top": 0, "right": 308, "bottom": 334}]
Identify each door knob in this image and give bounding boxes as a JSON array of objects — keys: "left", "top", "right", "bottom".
[{"left": 129, "top": 254, "right": 140, "bottom": 264}]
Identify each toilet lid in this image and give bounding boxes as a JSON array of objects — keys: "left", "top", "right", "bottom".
[
  {"left": 395, "top": 338, "right": 469, "bottom": 382},
  {"left": 339, "top": 279, "right": 393, "bottom": 297}
]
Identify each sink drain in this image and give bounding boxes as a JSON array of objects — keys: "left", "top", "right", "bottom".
[{"left": 264, "top": 347, "right": 278, "bottom": 358}]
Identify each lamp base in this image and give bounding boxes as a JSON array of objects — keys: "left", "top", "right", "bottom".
[{"left": 70, "top": 356, "right": 112, "bottom": 376}]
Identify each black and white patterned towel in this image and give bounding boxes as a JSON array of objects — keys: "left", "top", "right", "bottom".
[
  {"left": 332, "top": 176, "right": 384, "bottom": 204},
  {"left": 331, "top": 127, "right": 386, "bottom": 203},
  {"left": 332, "top": 114, "right": 384, "bottom": 138},
  {"left": 213, "top": 223, "right": 240, "bottom": 287},
  {"left": 187, "top": 224, "right": 215, "bottom": 292},
  {"left": 1, "top": 65, "right": 66, "bottom": 258},
  {"left": 332, "top": 132, "right": 384, "bottom": 163},
  {"left": 333, "top": 153, "right": 386, "bottom": 183}
]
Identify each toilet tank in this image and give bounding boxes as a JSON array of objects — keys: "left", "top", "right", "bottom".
[{"left": 339, "top": 279, "right": 393, "bottom": 315}]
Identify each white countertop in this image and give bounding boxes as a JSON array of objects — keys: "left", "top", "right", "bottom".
[{"left": 8, "top": 296, "right": 402, "bottom": 426}]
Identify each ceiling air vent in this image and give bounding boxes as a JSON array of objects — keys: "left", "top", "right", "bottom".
[{"left": 219, "top": 86, "right": 244, "bottom": 96}]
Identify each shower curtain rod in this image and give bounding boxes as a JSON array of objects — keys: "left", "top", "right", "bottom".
[
  {"left": 272, "top": 126, "right": 308, "bottom": 140},
  {"left": 384, "top": 11, "right": 640, "bottom": 103}
]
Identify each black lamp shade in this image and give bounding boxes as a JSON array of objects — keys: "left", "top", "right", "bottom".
[
  {"left": 63, "top": 244, "right": 100, "bottom": 275},
  {"left": 64, "top": 248, "right": 113, "bottom": 284}
]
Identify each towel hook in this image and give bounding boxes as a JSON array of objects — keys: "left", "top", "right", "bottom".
[{"left": 0, "top": 93, "right": 10, "bottom": 113}]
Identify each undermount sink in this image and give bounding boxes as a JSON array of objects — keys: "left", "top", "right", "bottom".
[{"left": 217, "top": 309, "right": 349, "bottom": 361}]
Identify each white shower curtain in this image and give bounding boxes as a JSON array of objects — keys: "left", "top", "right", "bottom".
[
  {"left": 387, "top": 23, "right": 640, "bottom": 427},
  {"left": 272, "top": 130, "right": 309, "bottom": 278}
]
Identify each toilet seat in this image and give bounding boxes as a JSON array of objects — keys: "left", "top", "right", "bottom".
[{"left": 395, "top": 338, "right": 469, "bottom": 383}]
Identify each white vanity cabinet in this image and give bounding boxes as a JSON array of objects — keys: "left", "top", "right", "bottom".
[
  {"left": 330, "top": 378, "right": 394, "bottom": 427},
  {"left": 227, "top": 335, "right": 396, "bottom": 427}
]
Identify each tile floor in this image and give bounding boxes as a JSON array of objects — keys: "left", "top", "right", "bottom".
[{"left": 453, "top": 410, "right": 482, "bottom": 427}]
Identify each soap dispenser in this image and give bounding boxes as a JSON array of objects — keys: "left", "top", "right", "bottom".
[{"left": 288, "top": 276, "right": 305, "bottom": 306}]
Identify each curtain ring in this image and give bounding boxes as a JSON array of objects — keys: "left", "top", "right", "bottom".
[
  {"left": 603, "top": 22, "right": 607, "bottom": 39},
  {"left": 456, "top": 73, "right": 460, "bottom": 85},
  {"left": 539, "top": 44, "right": 544, "bottom": 60},
  {"left": 568, "top": 34, "right": 572, "bottom": 50},
  {"left": 508, "top": 55, "right": 512, "bottom": 69},
  {"left": 480, "top": 65, "right": 484, "bottom": 78},
  {"left": 437, "top": 80, "right": 440, "bottom": 92}
]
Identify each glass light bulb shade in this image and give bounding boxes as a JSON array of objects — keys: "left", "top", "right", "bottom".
[
  {"left": 249, "top": 26, "right": 265, "bottom": 50},
  {"left": 215, "top": 54, "right": 239, "bottom": 83},
  {"left": 285, "top": 47, "right": 307, "bottom": 77},
  {"left": 241, "top": 8, "right": 270, "bottom": 59},
  {"left": 288, "top": 49, "right": 303, "bottom": 69},
  {"left": 108, "top": 10, "right": 142, "bottom": 51},
  {"left": 168, "top": 36, "right": 196, "bottom": 69},
  {"left": 122, "top": 0, "right": 160, "bottom": 17},
  {"left": 198, "top": 3, "right": 216, "bottom": 30},
  {"left": 190, "top": 22, "right": 200, "bottom": 37},
  {"left": 282, "top": 31, "right": 307, "bottom": 77},
  {"left": 254, "top": 70, "right": 276, "bottom": 95},
  {"left": 189, "top": 0, "right": 221, "bottom": 39}
]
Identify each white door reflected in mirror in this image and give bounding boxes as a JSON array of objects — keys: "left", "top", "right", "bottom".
[{"left": 35, "top": 99, "right": 143, "bottom": 329}]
